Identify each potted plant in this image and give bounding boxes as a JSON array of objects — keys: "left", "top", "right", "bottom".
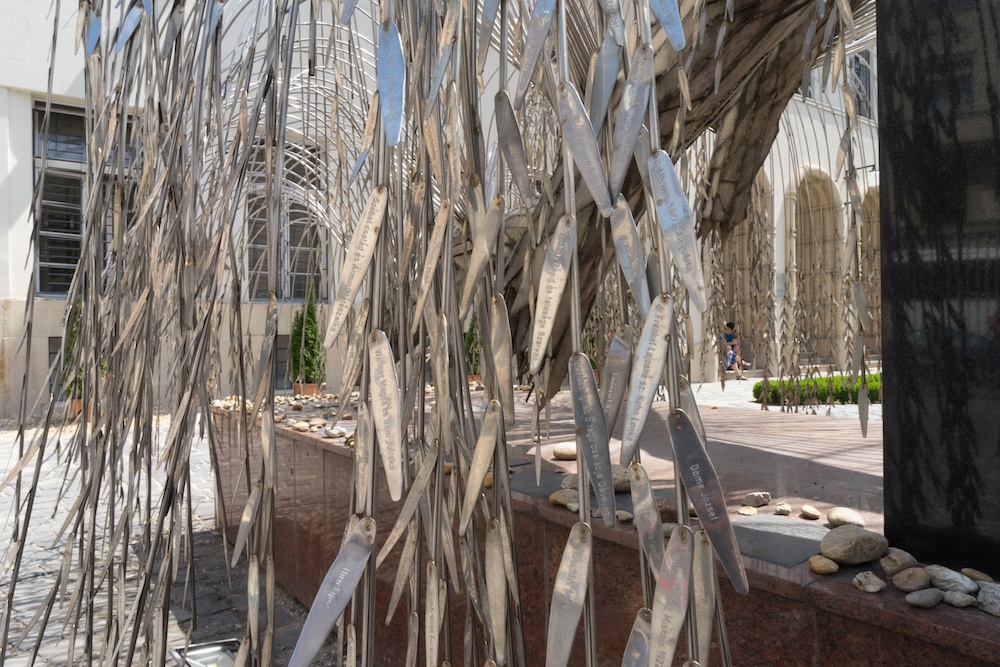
[
  {"left": 62, "top": 298, "right": 87, "bottom": 419},
  {"left": 465, "top": 318, "right": 481, "bottom": 384},
  {"left": 290, "top": 293, "right": 325, "bottom": 396}
]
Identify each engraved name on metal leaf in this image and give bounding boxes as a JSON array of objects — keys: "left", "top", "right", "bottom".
[
  {"left": 569, "top": 352, "right": 615, "bottom": 527},
  {"left": 648, "top": 525, "right": 695, "bottom": 667},
  {"left": 600, "top": 330, "right": 631, "bottom": 437},
  {"left": 545, "top": 522, "right": 592, "bottom": 667},
  {"left": 611, "top": 196, "right": 652, "bottom": 321},
  {"left": 369, "top": 330, "right": 403, "bottom": 502},
  {"left": 648, "top": 149, "right": 707, "bottom": 313},
  {"left": 289, "top": 518, "right": 376, "bottom": 667},
  {"left": 620, "top": 295, "right": 672, "bottom": 465},
  {"left": 324, "top": 186, "right": 386, "bottom": 347},
  {"left": 669, "top": 409, "right": 748, "bottom": 595},
  {"left": 650, "top": 0, "right": 687, "bottom": 51},
  {"left": 529, "top": 215, "right": 576, "bottom": 375},
  {"left": 609, "top": 44, "right": 653, "bottom": 197},
  {"left": 557, "top": 81, "right": 613, "bottom": 217}
]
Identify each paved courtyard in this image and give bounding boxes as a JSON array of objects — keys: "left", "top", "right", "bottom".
[{"left": 0, "top": 377, "right": 881, "bottom": 664}]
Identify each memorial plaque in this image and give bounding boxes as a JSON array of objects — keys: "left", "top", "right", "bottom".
[{"left": 731, "top": 515, "right": 830, "bottom": 567}]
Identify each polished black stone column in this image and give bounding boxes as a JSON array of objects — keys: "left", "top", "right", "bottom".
[{"left": 879, "top": 0, "right": 1000, "bottom": 570}]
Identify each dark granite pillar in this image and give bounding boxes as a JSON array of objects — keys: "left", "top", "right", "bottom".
[{"left": 879, "top": 0, "right": 1000, "bottom": 570}]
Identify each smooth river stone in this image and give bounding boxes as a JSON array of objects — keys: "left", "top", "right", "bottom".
[
  {"left": 549, "top": 489, "right": 577, "bottom": 507},
  {"left": 880, "top": 547, "right": 917, "bottom": 577},
  {"left": 819, "top": 525, "right": 888, "bottom": 566},
  {"left": 892, "top": 567, "right": 931, "bottom": 593},
  {"left": 742, "top": 491, "right": 771, "bottom": 507},
  {"left": 826, "top": 506, "right": 866, "bottom": 528},
  {"left": 737, "top": 506, "right": 758, "bottom": 516},
  {"left": 560, "top": 465, "right": 632, "bottom": 493},
  {"left": 853, "top": 571, "right": 886, "bottom": 593},
  {"left": 553, "top": 441, "right": 578, "bottom": 460},
  {"left": 925, "top": 564, "right": 979, "bottom": 594},
  {"left": 773, "top": 502, "right": 792, "bottom": 516},
  {"left": 942, "top": 591, "right": 978, "bottom": 608},
  {"left": 977, "top": 581, "right": 1000, "bottom": 617},
  {"left": 800, "top": 505, "right": 821, "bottom": 520},
  {"left": 808, "top": 555, "right": 839, "bottom": 575},
  {"left": 906, "top": 588, "right": 943, "bottom": 609},
  {"left": 962, "top": 567, "right": 994, "bottom": 583}
]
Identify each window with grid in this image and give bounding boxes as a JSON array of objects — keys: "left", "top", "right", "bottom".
[
  {"left": 245, "top": 143, "right": 326, "bottom": 301},
  {"left": 34, "top": 109, "right": 87, "bottom": 295},
  {"left": 851, "top": 50, "right": 873, "bottom": 119}
]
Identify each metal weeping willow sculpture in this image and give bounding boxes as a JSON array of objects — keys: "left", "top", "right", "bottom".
[{"left": 2, "top": 0, "right": 877, "bottom": 665}]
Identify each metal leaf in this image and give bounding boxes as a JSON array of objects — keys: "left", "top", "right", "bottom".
[
  {"left": 412, "top": 199, "right": 452, "bottom": 335},
  {"left": 513, "top": 0, "right": 557, "bottom": 110},
  {"left": 113, "top": 5, "right": 143, "bottom": 54},
  {"left": 557, "top": 81, "right": 613, "bottom": 217},
  {"left": 324, "top": 186, "right": 387, "bottom": 347},
  {"left": 545, "top": 522, "right": 592, "bottom": 667},
  {"left": 496, "top": 91, "right": 535, "bottom": 204},
  {"left": 621, "top": 607, "right": 652, "bottom": 667},
  {"left": 650, "top": 0, "right": 686, "bottom": 51},
  {"left": 609, "top": 44, "right": 653, "bottom": 198},
  {"left": 620, "top": 295, "right": 672, "bottom": 465},
  {"left": 529, "top": 215, "right": 576, "bottom": 375},
  {"left": 610, "top": 196, "right": 651, "bottom": 320},
  {"left": 369, "top": 329, "right": 404, "bottom": 502},
  {"left": 459, "top": 195, "right": 505, "bottom": 321},
  {"left": 668, "top": 409, "right": 748, "bottom": 594},
  {"left": 628, "top": 463, "right": 665, "bottom": 575},
  {"left": 486, "top": 519, "right": 508, "bottom": 666},
  {"left": 649, "top": 149, "right": 707, "bottom": 312},
  {"left": 589, "top": 30, "right": 622, "bottom": 137},
  {"left": 648, "top": 525, "right": 695, "bottom": 667},
  {"left": 458, "top": 400, "right": 501, "bottom": 536},
  {"left": 568, "top": 352, "right": 616, "bottom": 527},
  {"left": 377, "top": 22, "right": 406, "bottom": 147},
  {"left": 490, "top": 294, "right": 515, "bottom": 427},
  {"left": 288, "top": 518, "right": 376, "bottom": 667}
]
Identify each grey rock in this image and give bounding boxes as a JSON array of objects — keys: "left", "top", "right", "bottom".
[
  {"left": 906, "top": 588, "right": 944, "bottom": 608},
  {"left": 827, "top": 506, "right": 866, "bottom": 528},
  {"left": 819, "top": 525, "right": 889, "bottom": 565},
  {"left": 800, "top": 504, "right": 821, "bottom": 520},
  {"left": 892, "top": 567, "right": 931, "bottom": 593},
  {"left": 942, "top": 591, "right": 978, "bottom": 608},
  {"left": 925, "top": 564, "right": 979, "bottom": 594},
  {"left": 979, "top": 582, "right": 1000, "bottom": 617},
  {"left": 853, "top": 571, "right": 886, "bottom": 593},
  {"left": 742, "top": 491, "right": 771, "bottom": 507},
  {"left": 880, "top": 547, "right": 918, "bottom": 577}
]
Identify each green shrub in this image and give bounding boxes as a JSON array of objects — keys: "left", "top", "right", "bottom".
[
  {"left": 465, "top": 317, "right": 481, "bottom": 376},
  {"left": 290, "top": 297, "right": 324, "bottom": 383},
  {"left": 753, "top": 374, "right": 881, "bottom": 406}
]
